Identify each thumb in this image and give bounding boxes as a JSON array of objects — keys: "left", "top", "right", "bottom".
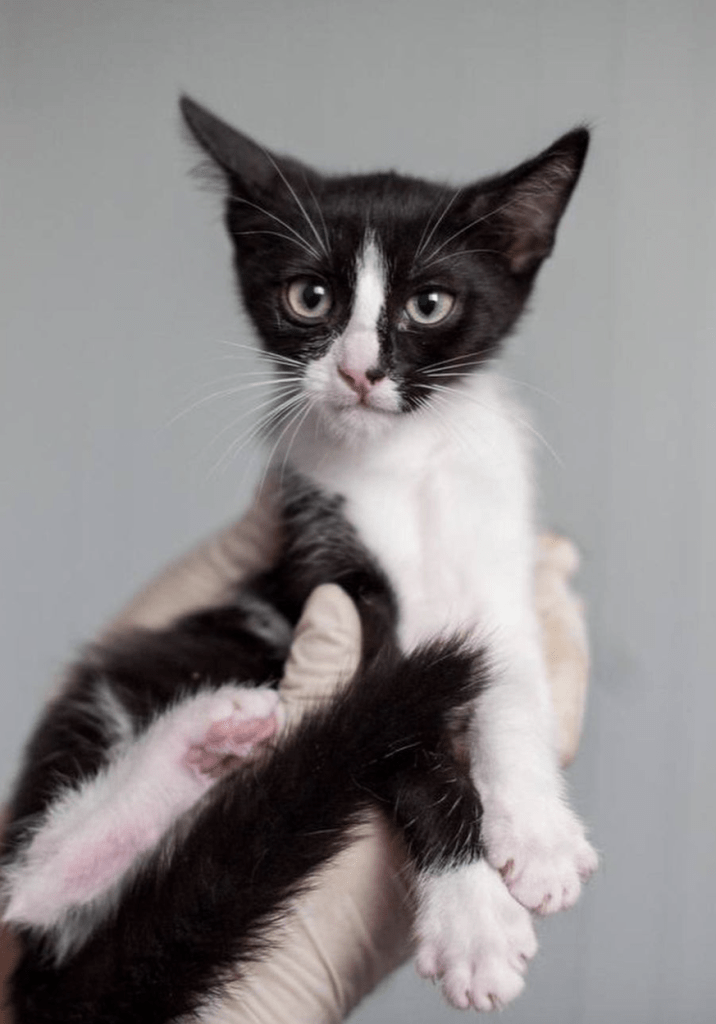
[{"left": 278, "top": 584, "right": 362, "bottom": 729}]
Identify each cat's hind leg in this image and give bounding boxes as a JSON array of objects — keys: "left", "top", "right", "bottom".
[{"left": 2, "top": 684, "right": 280, "bottom": 939}]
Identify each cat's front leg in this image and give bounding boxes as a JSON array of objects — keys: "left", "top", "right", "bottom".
[
  {"left": 415, "top": 860, "right": 537, "bottom": 1011},
  {"left": 471, "top": 614, "right": 598, "bottom": 914},
  {"left": 383, "top": 700, "right": 538, "bottom": 1012}
]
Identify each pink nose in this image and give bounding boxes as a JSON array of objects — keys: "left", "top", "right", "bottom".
[{"left": 338, "top": 365, "right": 385, "bottom": 399}]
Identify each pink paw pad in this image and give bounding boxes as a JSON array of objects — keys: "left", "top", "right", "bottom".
[{"left": 185, "top": 706, "right": 279, "bottom": 777}]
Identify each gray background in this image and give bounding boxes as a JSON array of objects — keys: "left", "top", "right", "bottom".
[{"left": 2, "top": 1, "right": 715, "bottom": 1022}]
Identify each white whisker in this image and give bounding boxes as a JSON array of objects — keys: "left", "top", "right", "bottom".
[
  {"left": 165, "top": 376, "right": 302, "bottom": 429},
  {"left": 420, "top": 246, "right": 503, "bottom": 271},
  {"left": 178, "top": 372, "right": 304, "bottom": 403},
  {"left": 414, "top": 187, "right": 462, "bottom": 262},
  {"left": 421, "top": 195, "right": 521, "bottom": 265},
  {"left": 208, "top": 390, "right": 306, "bottom": 475},
  {"left": 257, "top": 395, "right": 313, "bottom": 494},
  {"left": 215, "top": 340, "right": 305, "bottom": 370},
  {"left": 228, "top": 195, "right": 321, "bottom": 260},
  {"left": 256, "top": 148, "right": 327, "bottom": 257},
  {"left": 423, "top": 352, "right": 492, "bottom": 374},
  {"left": 303, "top": 176, "right": 330, "bottom": 253},
  {"left": 278, "top": 397, "right": 317, "bottom": 484},
  {"left": 233, "top": 229, "right": 320, "bottom": 259},
  {"left": 417, "top": 380, "right": 563, "bottom": 467},
  {"left": 195, "top": 389, "right": 303, "bottom": 462}
]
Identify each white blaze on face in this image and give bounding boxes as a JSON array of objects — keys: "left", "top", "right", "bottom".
[
  {"left": 300, "top": 230, "right": 401, "bottom": 444},
  {"left": 337, "top": 233, "right": 386, "bottom": 377}
]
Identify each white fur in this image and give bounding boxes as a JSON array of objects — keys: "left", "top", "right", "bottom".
[
  {"left": 2, "top": 685, "right": 280, "bottom": 946},
  {"left": 339, "top": 234, "right": 385, "bottom": 371},
  {"left": 277, "top": 340, "right": 597, "bottom": 1007},
  {"left": 415, "top": 860, "right": 537, "bottom": 1011}
]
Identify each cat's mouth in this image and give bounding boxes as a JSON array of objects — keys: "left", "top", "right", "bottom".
[
  {"left": 314, "top": 390, "right": 402, "bottom": 444},
  {"left": 329, "top": 391, "right": 398, "bottom": 418}
]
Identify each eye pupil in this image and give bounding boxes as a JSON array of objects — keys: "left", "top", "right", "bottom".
[
  {"left": 303, "top": 283, "right": 325, "bottom": 310},
  {"left": 417, "top": 291, "right": 438, "bottom": 316}
]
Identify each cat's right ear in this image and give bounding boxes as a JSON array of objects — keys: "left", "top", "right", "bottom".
[{"left": 179, "top": 95, "right": 295, "bottom": 201}]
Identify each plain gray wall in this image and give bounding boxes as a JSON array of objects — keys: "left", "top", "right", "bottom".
[{"left": 2, "top": 1, "right": 715, "bottom": 1022}]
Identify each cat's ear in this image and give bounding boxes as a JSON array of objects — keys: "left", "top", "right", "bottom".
[
  {"left": 477, "top": 127, "right": 589, "bottom": 275},
  {"left": 179, "top": 95, "right": 309, "bottom": 200}
]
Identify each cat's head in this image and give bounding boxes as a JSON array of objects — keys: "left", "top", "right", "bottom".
[{"left": 181, "top": 96, "right": 588, "bottom": 444}]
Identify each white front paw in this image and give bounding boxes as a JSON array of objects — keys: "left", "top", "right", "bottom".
[
  {"left": 483, "top": 791, "right": 598, "bottom": 914},
  {"left": 415, "top": 860, "right": 537, "bottom": 1011}
]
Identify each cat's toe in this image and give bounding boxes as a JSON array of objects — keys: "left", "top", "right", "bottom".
[
  {"left": 485, "top": 794, "right": 598, "bottom": 914},
  {"left": 415, "top": 859, "right": 537, "bottom": 1012},
  {"left": 184, "top": 686, "right": 281, "bottom": 777}
]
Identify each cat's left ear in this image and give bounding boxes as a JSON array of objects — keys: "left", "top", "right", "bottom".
[
  {"left": 476, "top": 127, "right": 589, "bottom": 275},
  {"left": 179, "top": 95, "right": 312, "bottom": 201}
]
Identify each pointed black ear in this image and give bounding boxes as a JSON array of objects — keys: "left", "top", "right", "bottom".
[
  {"left": 179, "top": 95, "right": 298, "bottom": 199},
  {"left": 485, "top": 127, "right": 589, "bottom": 275}
]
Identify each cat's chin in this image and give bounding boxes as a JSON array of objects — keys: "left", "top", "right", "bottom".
[{"left": 317, "top": 401, "right": 399, "bottom": 446}]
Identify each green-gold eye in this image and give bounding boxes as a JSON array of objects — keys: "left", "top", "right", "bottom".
[
  {"left": 284, "top": 278, "right": 333, "bottom": 321},
  {"left": 405, "top": 289, "right": 455, "bottom": 326}
]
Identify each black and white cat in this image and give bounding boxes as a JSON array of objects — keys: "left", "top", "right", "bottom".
[{"left": 1, "top": 97, "right": 597, "bottom": 1022}]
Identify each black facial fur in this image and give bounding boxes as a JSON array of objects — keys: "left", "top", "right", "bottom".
[{"left": 181, "top": 95, "right": 588, "bottom": 410}]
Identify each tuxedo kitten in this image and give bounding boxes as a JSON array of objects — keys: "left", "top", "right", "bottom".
[{"left": 1, "top": 98, "right": 597, "bottom": 1022}]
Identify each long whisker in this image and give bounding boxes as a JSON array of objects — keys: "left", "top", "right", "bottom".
[
  {"left": 422, "top": 370, "right": 487, "bottom": 380},
  {"left": 493, "top": 373, "right": 559, "bottom": 404},
  {"left": 257, "top": 394, "right": 313, "bottom": 493},
  {"left": 179, "top": 372, "right": 305, "bottom": 402},
  {"left": 215, "top": 340, "right": 305, "bottom": 369},
  {"left": 257, "top": 147, "right": 328, "bottom": 256},
  {"left": 422, "top": 359, "right": 559, "bottom": 404},
  {"left": 414, "top": 391, "right": 474, "bottom": 457},
  {"left": 414, "top": 187, "right": 462, "bottom": 262},
  {"left": 233, "top": 229, "right": 320, "bottom": 260},
  {"left": 423, "top": 352, "right": 492, "bottom": 374},
  {"left": 412, "top": 385, "right": 499, "bottom": 458},
  {"left": 278, "top": 396, "right": 317, "bottom": 484},
  {"left": 417, "top": 380, "right": 564, "bottom": 467},
  {"left": 420, "top": 246, "right": 503, "bottom": 271},
  {"left": 421, "top": 195, "right": 521, "bottom": 265},
  {"left": 165, "top": 376, "right": 302, "bottom": 428},
  {"left": 208, "top": 390, "right": 306, "bottom": 474},
  {"left": 229, "top": 195, "right": 321, "bottom": 260},
  {"left": 303, "top": 175, "right": 330, "bottom": 253}
]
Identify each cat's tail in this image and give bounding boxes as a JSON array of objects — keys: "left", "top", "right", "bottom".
[{"left": 9, "top": 637, "right": 486, "bottom": 1024}]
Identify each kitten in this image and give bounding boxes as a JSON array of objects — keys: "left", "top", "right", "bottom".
[{"left": 1, "top": 98, "right": 597, "bottom": 1021}]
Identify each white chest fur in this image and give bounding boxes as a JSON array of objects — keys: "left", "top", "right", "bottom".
[{"left": 285, "top": 373, "right": 537, "bottom": 649}]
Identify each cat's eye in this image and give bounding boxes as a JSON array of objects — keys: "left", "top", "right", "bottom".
[
  {"left": 404, "top": 289, "right": 455, "bottom": 326},
  {"left": 284, "top": 278, "right": 333, "bottom": 321}
]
